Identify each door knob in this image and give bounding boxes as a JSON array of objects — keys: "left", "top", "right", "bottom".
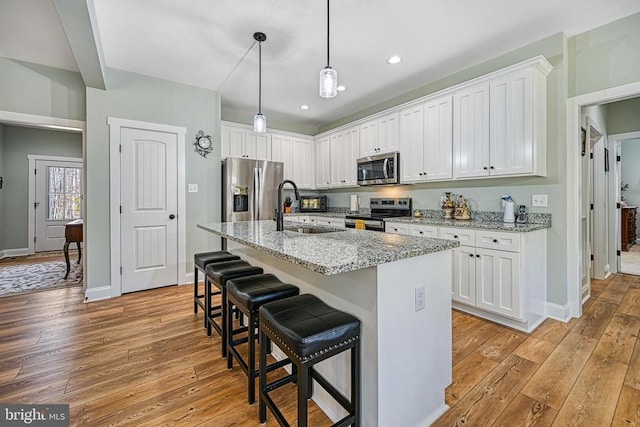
[{"left": 169, "top": 214, "right": 176, "bottom": 219}]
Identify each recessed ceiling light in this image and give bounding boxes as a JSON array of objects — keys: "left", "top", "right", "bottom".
[
  {"left": 300, "top": 105, "right": 310, "bottom": 110},
  {"left": 337, "top": 85, "right": 346, "bottom": 91},
  {"left": 386, "top": 56, "right": 402, "bottom": 65}
]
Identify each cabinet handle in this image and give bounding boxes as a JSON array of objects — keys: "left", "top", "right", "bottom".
[
  {"left": 469, "top": 253, "right": 474, "bottom": 257},
  {"left": 419, "top": 231, "right": 423, "bottom": 234},
  {"left": 493, "top": 239, "right": 498, "bottom": 243},
  {"left": 453, "top": 235, "right": 458, "bottom": 239},
  {"left": 483, "top": 166, "right": 488, "bottom": 170},
  {"left": 419, "top": 173, "right": 423, "bottom": 176},
  {"left": 490, "top": 166, "right": 495, "bottom": 170},
  {"left": 476, "top": 254, "right": 480, "bottom": 258}
]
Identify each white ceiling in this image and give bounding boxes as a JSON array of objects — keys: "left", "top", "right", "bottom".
[{"left": 2, "top": 0, "right": 640, "bottom": 129}]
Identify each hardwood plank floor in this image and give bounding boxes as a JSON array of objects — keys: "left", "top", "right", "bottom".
[{"left": 0, "top": 273, "right": 638, "bottom": 426}]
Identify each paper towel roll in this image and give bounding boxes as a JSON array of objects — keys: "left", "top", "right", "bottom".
[{"left": 350, "top": 195, "right": 359, "bottom": 212}]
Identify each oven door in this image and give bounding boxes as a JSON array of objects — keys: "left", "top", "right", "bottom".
[{"left": 357, "top": 152, "right": 399, "bottom": 185}]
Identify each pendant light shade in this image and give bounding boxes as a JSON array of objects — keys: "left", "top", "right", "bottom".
[
  {"left": 319, "top": 0, "right": 337, "bottom": 98},
  {"left": 253, "top": 32, "right": 267, "bottom": 133}
]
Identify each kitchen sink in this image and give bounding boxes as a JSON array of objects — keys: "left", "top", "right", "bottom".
[{"left": 285, "top": 226, "right": 345, "bottom": 234}]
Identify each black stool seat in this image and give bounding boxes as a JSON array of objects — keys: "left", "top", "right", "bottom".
[
  {"left": 259, "top": 294, "right": 361, "bottom": 427},
  {"left": 205, "top": 260, "right": 263, "bottom": 357},
  {"left": 226, "top": 274, "right": 299, "bottom": 404},
  {"left": 193, "top": 251, "right": 240, "bottom": 317},
  {"left": 259, "top": 294, "right": 360, "bottom": 362}
]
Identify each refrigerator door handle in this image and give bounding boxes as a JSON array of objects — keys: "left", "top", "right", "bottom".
[{"left": 254, "top": 167, "right": 260, "bottom": 219}]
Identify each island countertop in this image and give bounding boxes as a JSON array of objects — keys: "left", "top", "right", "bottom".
[{"left": 198, "top": 220, "right": 459, "bottom": 275}]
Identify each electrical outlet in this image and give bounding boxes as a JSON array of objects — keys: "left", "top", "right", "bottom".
[
  {"left": 415, "top": 285, "right": 425, "bottom": 312},
  {"left": 531, "top": 194, "right": 548, "bottom": 207},
  {"left": 188, "top": 184, "right": 198, "bottom": 193}
]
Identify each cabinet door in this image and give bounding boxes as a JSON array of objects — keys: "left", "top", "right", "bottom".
[
  {"left": 359, "top": 119, "right": 378, "bottom": 156},
  {"left": 385, "top": 222, "right": 409, "bottom": 235},
  {"left": 409, "top": 224, "right": 438, "bottom": 238},
  {"left": 291, "top": 138, "right": 314, "bottom": 189},
  {"left": 475, "top": 248, "right": 521, "bottom": 320},
  {"left": 221, "top": 127, "right": 245, "bottom": 159},
  {"left": 315, "top": 137, "right": 331, "bottom": 189},
  {"left": 316, "top": 217, "right": 345, "bottom": 228},
  {"left": 423, "top": 96, "right": 453, "bottom": 180},
  {"left": 452, "top": 246, "right": 476, "bottom": 305},
  {"left": 271, "top": 134, "right": 292, "bottom": 179},
  {"left": 343, "top": 127, "right": 360, "bottom": 186},
  {"left": 378, "top": 112, "right": 399, "bottom": 153},
  {"left": 453, "top": 83, "right": 490, "bottom": 178},
  {"left": 490, "top": 69, "right": 534, "bottom": 176},
  {"left": 330, "top": 132, "right": 345, "bottom": 186},
  {"left": 399, "top": 104, "right": 425, "bottom": 183},
  {"left": 246, "top": 131, "right": 271, "bottom": 161}
]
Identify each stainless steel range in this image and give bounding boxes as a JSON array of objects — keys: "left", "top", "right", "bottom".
[{"left": 345, "top": 197, "right": 412, "bottom": 231}]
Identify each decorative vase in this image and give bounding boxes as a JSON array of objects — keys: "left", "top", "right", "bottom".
[{"left": 443, "top": 208, "right": 454, "bottom": 219}]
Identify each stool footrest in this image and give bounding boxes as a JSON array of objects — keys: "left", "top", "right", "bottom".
[
  {"left": 260, "top": 392, "right": 290, "bottom": 427},
  {"left": 264, "top": 372, "right": 296, "bottom": 394}
]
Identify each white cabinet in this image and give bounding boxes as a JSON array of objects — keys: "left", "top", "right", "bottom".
[
  {"left": 453, "top": 59, "right": 550, "bottom": 179},
  {"left": 284, "top": 215, "right": 299, "bottom": 222},
  {"left": 315, "top": 217, "right": 346, "bottom": 228},
  {"left": 272, "top": 133, "right": 314, "bottom": 189},
  {"left": 359, "top": 112, "right": 399, "bottom": 156},
  {"left": 437, "top": 226, "right": 546, "bottom": 331},
  {"left": 330, "top": 126, "right": 359, "bottom": 187},
  {"left": 315, "top": 137, "right": 331, "bottom": 189},
  {"left": 400, "top": 97, "right": 453, "bottom": 183},
  {"left": 297, "top": 216, "right": 316, "bottom": 224},
  {"left": 409, "top": 224, "right": 438, "bottom": 238},
  {"left": 221, "top": 125, "right": 271, "bottom": 160},
  {"left": 385, "top": 222, "right": 410, "bottom": 235},
  {"left": 453, "top": 83, "right": 491, "bottom": 178}
]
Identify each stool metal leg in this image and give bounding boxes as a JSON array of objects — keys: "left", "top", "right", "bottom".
[
  {"left": 220, "top": 284, "right": 228, "bottom": 358},
  {"left": 259, "top": 330, "right": 269, "bottom": 424},
  {"left": 353, "top": 343, "right": 361, "bottom": 427},
  {"left": 193, "top": 266, "right": 199, "bottom": 314},
  {"left": 205, "top": 277, "right": 212, "bottom": 335},
  {"left": 247, "top": 311, "right": 257, "bottom": 404},
  {"left": 297, "top": 362, "right": 309, "bottom": 427}
]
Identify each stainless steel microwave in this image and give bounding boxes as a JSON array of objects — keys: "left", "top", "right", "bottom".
[
  {"left": 299, "top": 195, "right": 328, "bottom": 212},
  {"left": 357, "top": 152, "right": 399, "bottom": 185}
]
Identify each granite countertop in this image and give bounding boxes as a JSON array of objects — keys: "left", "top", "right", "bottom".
[
  {"left": 384, "top": 216, "right": 550, "bottom": 232},
  {"left": 198, "top": 220, "right": 459, "bottom": 275},
  {"left": 285, "top": 212, "right": 350, "bottom": 218}
]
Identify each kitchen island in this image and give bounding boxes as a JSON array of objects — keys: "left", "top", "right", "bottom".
[{"left": 198, "top": 220, "right": 459, "bottom": 427}]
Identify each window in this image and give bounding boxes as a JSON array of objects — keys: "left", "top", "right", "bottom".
[{"left": 47, "top": 166, "right": 82, "bottom": 220}]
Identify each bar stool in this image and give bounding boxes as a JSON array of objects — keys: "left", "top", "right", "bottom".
[
  {"left": 226, "top": 274, "right": 299, "bottom": 404},
  {"left": 259, "top": 294, "right": 361, "bottom": 427},
  {"left": 205, "top": 260, "right": 263, "bottom": 357},
  {"left": 193, "top": 251, "right": 240, "bottom": 318}
]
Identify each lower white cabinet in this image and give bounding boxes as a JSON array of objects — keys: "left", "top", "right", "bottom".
[
  {"left": 385, "top": 222, "right": 410, "bottom": 235},
  {"left": 409, "top": 224, "right": 438, "bottom": 238},
  {"left": 297, "top": 216, "right": 316, "bottom": 224},
  {"left": 315, "top": 217, "right": 346, "bottom": 228}
]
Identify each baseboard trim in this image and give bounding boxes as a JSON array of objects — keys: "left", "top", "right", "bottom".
[
  {"left": 84, "top": 286, "right": 113, "bottom": 302},
  {"left": 0, "top": 248, "right": 30, "bottom": 259},
  {"left": 546, "top": 302, "right": 571, "bottom": 322}
]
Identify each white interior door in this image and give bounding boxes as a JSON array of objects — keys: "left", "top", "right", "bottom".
[
  {"left": 34, "top": 159, "right": 82, "bottom": 252},
  {"left": 120, "top": 127, "right": 178, "bottom": 293}
]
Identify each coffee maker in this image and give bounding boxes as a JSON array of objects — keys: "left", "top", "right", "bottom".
[{"left": 502, "top": 195, "right": 516, "bottom": 223}]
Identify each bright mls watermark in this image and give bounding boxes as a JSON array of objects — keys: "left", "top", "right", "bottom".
[{"left": 0, "top": 404, "right": 69, "bottom": 426}]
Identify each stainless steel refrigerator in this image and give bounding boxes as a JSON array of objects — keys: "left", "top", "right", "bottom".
[{"left": 222, "top": 157, "right": 284, "bottom": 223}]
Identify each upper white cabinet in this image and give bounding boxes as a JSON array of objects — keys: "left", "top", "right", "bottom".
[
  {"left": 453, "top": 58, "right": 550, "bottom": 179},
  {"left": 359, "top": 112, "right": 399, "bottom": 156},
  {"left": 315, "top": 136, "right": 331, "bottom": 189},
  {"left": 330, "top": 126, "right": 359, "bottom": 187},
  {"left": 452, "top": 83, "right": 491, "bottom": 178},
  {"left": 400, "top": 96, "right": 452, "bottom": 183},
  {"left": 272, "top": 133, "right": 314, "bottom": 189},
  {"left": 221, "top": 124, "right": 271, "bottom": 160}
]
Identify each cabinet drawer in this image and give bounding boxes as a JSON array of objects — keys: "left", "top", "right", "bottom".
[
  {"left": 298, "top": 216, "right": 316, "bottom": 224},
  {"left": 476, "top": 230, "right": 521, "bottom": 252},
  {"left": 439, "top": 227, "right": 476, "bottom": 246},
  {"left": 409, "top": 224, "right": 439, "bottom": 238},
  {"left": 315, "top": 217, "right": 345, "bottom": 228},
  {"left": 386, "top": 223, "right": 410, "bottom": 235}
]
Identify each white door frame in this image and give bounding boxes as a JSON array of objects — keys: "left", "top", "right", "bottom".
[
  {"left": 27, "top": 155, "right": 83, "bottom": 254},
  {"left": 108, "top": 117, "right": 187, "bottom": 297},
  {"left": 0, "top": 110, "right": 85, "bottom": 257},
  {"left": 567, "top": 81, "right": 640, "bottom": 319},
  {"left": 610, "top": 130, "right": 640, "bottom": 273}
]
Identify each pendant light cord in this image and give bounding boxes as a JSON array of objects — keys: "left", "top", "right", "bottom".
[
  {"left": 217, "top": 41, "right": 256, "bottom": 92},
  {"left": 258, "top": 40, "right": 262, "bottom": 114},
  {"left": 326, "top": 0, "right": 330, "bottom": 67}
]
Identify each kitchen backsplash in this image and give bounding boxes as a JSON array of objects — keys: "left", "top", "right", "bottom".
[{"left": 412, "top": 209, "right": 552, "bottom": 225}]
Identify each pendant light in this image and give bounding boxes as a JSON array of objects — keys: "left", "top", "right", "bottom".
[
  {"left": 253, "top": 32, "right": 267, "bottom": 133},
  {"left": 319, "top": 0, "right": 337, "bottom": 98}
]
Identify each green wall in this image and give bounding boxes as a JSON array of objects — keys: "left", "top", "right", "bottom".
[
  {"left": 0, "top": 125, "right": 4, "bottom": 249},
  {"left": 85, "top": 68, "right": 221, "bottom": 289},
  {"left": 0, "top": 58, "right": 86, "bottom": 121},
  {"left": 607, "top": 97, "right": 640, "bottom": 135},
  {"left": 0, "top": 126, "right": 82, "bottom": 250},
  {"left": 568, "top": 12, "right": 640, "bottom": 98}
]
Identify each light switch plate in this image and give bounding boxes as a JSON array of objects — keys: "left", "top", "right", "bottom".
[
  {"left": 415, "top": 285, "right": 425, "bottom": 312},
  {"left": 532, "top": 194, "right": 548, "bottom": 207},
  {"left": 188, "top": 184, "right": 198, "bottom": 193}
]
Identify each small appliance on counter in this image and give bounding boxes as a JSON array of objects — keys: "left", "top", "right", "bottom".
[
  {"left": 345, "top": 197, "right": 411, "bottom": 231},
  {"left": 516, "top": 205, "right": 527, "bottom": 224},
  {"left": 502, "top": 195, "right": 516, "bottom": 223},
  {"left": 299, "top": 195, "right": 328, "bottom": 212}
]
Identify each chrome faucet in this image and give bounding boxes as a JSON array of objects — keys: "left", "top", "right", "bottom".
[{"left": 276, "top": 179, "right": 300, "bottom": 231}]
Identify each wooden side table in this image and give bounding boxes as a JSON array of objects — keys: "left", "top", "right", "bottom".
[{"left": 64, "top": 219, "right": 83, "bottom": 279}]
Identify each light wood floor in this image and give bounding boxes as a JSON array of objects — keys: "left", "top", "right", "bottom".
[{"left": 0, "top": 274, "right": 638, "bottom": 426}]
